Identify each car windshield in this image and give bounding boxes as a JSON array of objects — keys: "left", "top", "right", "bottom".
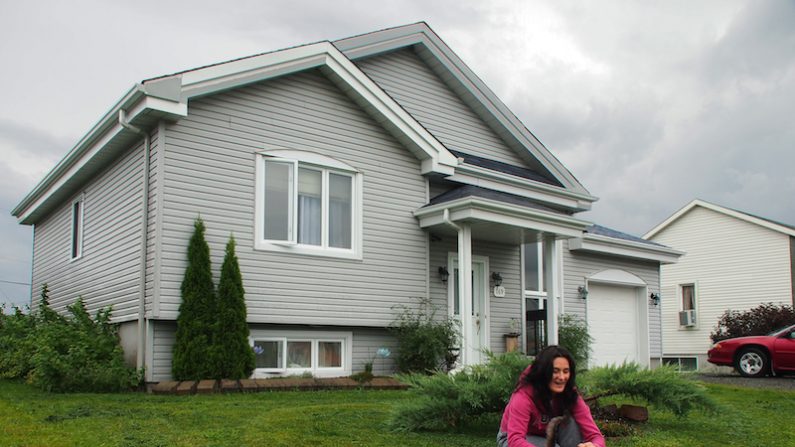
[{"left": 767, "top": 324, "right": 795, "bottom": 336}]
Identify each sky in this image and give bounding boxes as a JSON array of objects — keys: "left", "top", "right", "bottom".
[{"left": 1, "top": 0, "right": 794, "bottom": 308}]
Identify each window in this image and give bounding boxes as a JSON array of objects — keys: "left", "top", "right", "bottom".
[
  {"left": 71, "top": 197, "right": 84, "bottom": 260},
  {"left": 255, "top": 151, "right": 361, "bottom": 258},
  {"left": 250, "top": 330, "right": 351, "bottom": 377},
  {"left": 681, "top": 284, "right": 695, "bottom": 310},
  {"left": 522, "top": 242, "right": 546, "bottom": 294}
]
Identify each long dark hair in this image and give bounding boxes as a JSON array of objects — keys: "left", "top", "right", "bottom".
[{"left": 520, "top": 345, "right": 578, "bottom": 416}]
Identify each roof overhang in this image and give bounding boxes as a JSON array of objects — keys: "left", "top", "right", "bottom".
[
  {"left": 12, "top": 41, "right": 459, "bottom": 224},
  {"left": 414, "top": 195, "right": 591, "bottom": 243},
  {"left": 335, "top": 23, "right": 598, "bottom": 205},
  {"left": 569, "top": 233, "right": 684, "bottom": 264}
]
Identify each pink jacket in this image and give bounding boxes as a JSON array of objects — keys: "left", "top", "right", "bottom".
[{"left": 498, "top": 367, "right": 605, "bottom": 447}]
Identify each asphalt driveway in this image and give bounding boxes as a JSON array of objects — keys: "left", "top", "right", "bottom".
[{"left": 696, "top": 372, "right": 795, "bottom": 390}]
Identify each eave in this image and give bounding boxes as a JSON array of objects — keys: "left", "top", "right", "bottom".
[{"left": 569, "top": 233, "right": 684, "bottom": 264}]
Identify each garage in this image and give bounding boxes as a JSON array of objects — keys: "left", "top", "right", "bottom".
[{"left": 585, "top": 269, "right": 650, "bottom": 368}]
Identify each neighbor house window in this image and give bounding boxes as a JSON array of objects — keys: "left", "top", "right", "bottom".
[
  {"left": 71, "top": 198, "right": 84, "bottom": 260},
  {"left": 255, "top": 151, "right": 361, "bottom": 258},
  {"left": 681, "top": 284, "right": 696, "bottom": 311},
  {"left": 250, "top": 330, "right": 351, "bottom": 377}
]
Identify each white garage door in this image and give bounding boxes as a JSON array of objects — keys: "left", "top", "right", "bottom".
[{"left": 588, "top": 283, "right": 639, "bottom": 367}]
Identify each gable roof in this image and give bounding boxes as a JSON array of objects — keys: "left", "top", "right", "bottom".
[
  {"left": 644, "top": 199, "right": 795, "bottom": 239},
  {"left": 13, "top": 23, "right": 596, "bottom": 224},
  {"left": 12, "top": 40, "right": 458, "bottom": 224},
  {"left": 334, "top": 22, "right": 594, "bottom": 201}
]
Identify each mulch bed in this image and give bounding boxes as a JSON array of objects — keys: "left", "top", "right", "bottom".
[{"left": 149, "top": 376, "right": 408, "bottom": 395}]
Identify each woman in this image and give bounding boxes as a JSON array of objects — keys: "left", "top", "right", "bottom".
[{"left": 497, "top": 346, "right": 605, "bottom": 447}]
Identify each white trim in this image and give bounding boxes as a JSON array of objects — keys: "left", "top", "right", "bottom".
[
  {"left": 588, "top": 269, "right": 647, "bottom": 287},
  {"left": 569, "top": 233, "right": 683, "bottom": 264},
  {"left": 644, "top": 199, "right": 795, "bottom": 239},
  {"left": 248, "top": 329, "right": 352, "bottom": 378},
  {"left": 677, "top": 282, "right": 699, "bottom": 330}
]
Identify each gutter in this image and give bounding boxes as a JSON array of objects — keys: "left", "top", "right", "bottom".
[{"left": 118, "top": 109, "right": 151, "bottom": 372}]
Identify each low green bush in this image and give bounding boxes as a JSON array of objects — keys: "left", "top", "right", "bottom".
[
  {"left": 389, "top": 298, "right": 459, "bottom": 374},
  {"left": 557, "top": 313, "right": 592, "bottom": 370},
  {"left": 0, "top": 286, "right": 141, "bottom": 392}
]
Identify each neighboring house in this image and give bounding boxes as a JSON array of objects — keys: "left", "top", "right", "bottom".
[
  {"left": 12, "top": 23, "right": 681, "bottom": 381},
  {"left": 645, "top": 199, "right": 795, "bottom": 370}
]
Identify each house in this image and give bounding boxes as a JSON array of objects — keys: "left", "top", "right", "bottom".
[
  {"left": 12, "top": 23, "right": 681, "bottom": 381},
  {"left": 645, "top": 199, "right": 795, "bottom": 370}
]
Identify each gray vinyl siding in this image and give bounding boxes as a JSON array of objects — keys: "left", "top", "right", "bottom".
[
  {"left": 151, "top": 320, "right": 176, "bottom": 382},
  {"left": 155, "top": 69, "right": 428, "bottom": 326},
  {"left": 357, "top": 49, "right": 528, "bottom": 167},
  {"left": 428, "top": 236, "right": 522, "bottom": 354},
  {"left": 560, "top": 239, "right": 662, "bottom": 357},
  {"left": 30, "top": 137, "right": 150, "bottom": 321}
]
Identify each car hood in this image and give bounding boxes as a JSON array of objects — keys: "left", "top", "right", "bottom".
[{"left": 717, "top": 335, "right": 773, "bottom": 345}]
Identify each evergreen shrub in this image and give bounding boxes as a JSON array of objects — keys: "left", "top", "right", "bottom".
[
  {"left": 389, "top": 298, "right": 459, "bottom": 374},
  {"left": 212, "top": 236, "right": 255, "bottom": 379},
  {"left": 172, "top": 218, "right": 216, "bottom": 380},
  {"left": 710, "top": 302, "right": 795, "bottom": 343}
]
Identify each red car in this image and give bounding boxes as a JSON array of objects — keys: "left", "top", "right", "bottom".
[{"left": 707, "top": 324, "right": 795, "bottom": 377}]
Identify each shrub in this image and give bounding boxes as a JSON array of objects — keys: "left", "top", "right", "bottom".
[
  {"left": 389, "top": 298, "right": 459, "bottom": 374},
  {"left": 558, "top": 313, "right": 592, "bottom": 370},
  {"left": 173, "top": 218, "right": 216, "bottom": 380},
  {"left": 389, "top": 354, "right": 716, "bottom": 432},
  {"left": 28, "top": 298, "right": 142, "bottom": 392},
  {"left": 710, "top": 302, "right": 795, "bottom": 343},
  {"left": 0, "top": 305, "right": 36, "bottom": 379},
  {"left": 212, "top": 235, "right": 255, "bottom": 379},
  {"left": 388, "top": 351, "right": 531, "bottom": 431}
]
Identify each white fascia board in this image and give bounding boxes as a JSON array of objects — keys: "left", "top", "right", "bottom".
[
  {"left": 643, "top": 199, "right": 699, "bottom": 239},
  {"left": 414, "top": 196, "right": 590, "bottom": 237},
  {"left": 570, "top": 234, "right": 684, "bottom": 264},
  {"left": 449, "top": 165, "right": 596, "bottom": 211}
]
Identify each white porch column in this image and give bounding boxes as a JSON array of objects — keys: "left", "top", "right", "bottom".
[
  {"left": 543, "top": 236, "right": 559, "bottom": 345},
  {"left": 457, "top": 223, "right": 473, "bottom": 366}
]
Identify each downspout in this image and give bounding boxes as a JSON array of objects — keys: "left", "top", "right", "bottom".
[{"left": 119, "top": 109, "right": 150, "bottom": 373}]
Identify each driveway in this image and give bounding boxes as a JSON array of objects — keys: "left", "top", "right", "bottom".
[{"left": 696, "top": 372, "right": 795, "bottom": 391}]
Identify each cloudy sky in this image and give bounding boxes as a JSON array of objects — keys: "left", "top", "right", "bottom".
[{"left": 1, "top": 0, "right": 793, "bottom": 308}]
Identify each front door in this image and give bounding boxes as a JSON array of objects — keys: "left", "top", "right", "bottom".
[{"left": 450, "top": 256, "right": 489, "bottom": 366}]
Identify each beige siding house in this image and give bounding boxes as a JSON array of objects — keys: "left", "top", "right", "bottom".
[
  {"left": 13, "top": 23, "right": 680, "bottom": 381},
  {"left": 645, "top": 199, "right": 795, "bottom": 369}
]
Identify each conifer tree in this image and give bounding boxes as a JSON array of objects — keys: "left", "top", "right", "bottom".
[
  {"left": 213, "top": 235, "right": 255, "bottom": 379},
  {"left": 172, "top": 218, "right": 215, "bottom": 380}
]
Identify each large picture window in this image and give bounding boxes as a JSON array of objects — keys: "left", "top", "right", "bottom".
[{"left": 255, "top": 151, "right": 361, "bottom": 258}]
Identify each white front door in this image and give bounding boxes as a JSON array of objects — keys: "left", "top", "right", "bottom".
[{"left": 450, "top": 256, "right": 489, "bottom": 366}]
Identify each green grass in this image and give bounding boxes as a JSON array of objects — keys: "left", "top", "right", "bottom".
[{"left": 1, "top": 380, "right": 793, "bottom": 446}]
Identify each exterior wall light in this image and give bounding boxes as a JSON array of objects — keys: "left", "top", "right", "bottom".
[
  {"left": 649, "top": 292, "right": 660, "bottom": 306},
  {"left": 578, "top": 286, "right": 588, "bottom": 299},
  {"left": 438, "top": 266, "right": 450, "bottom": 283},
  {"left": 491, "top": 272, "right": 503, "bottom": 286}
]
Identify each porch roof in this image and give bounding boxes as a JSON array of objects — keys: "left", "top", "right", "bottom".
[{"left": 415, "top": 185, "right": 591, "bottom": 243}]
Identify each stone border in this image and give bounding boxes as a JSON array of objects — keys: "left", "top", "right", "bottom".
[{"left": 149, "top": 377, "right": 409, "bottom": 395}]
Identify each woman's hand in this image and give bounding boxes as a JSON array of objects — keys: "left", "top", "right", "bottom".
[{"left": 577, "top": 443, "right": 598, "bottom": 447}]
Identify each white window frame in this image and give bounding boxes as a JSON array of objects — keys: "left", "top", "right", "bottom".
[
  {"left": 678, "top": 282, "right": 698, "bottom": 329},
  {"left": 249, "top": 329, "right": 352, "bottom": 378},
  {"left": 70, "top": 196, "right": 85, "bottom": 261},
  {"left": 254, "top": 150, "right": 362, "bottom": 259}
]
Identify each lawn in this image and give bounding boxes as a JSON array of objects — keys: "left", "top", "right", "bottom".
[{"left": 1, "top": 380, "right": 793, "bottom": 447}]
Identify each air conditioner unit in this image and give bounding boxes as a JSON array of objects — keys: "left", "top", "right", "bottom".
[{"left": 679, "top": 310, "right": 696, "bottom": 327}]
